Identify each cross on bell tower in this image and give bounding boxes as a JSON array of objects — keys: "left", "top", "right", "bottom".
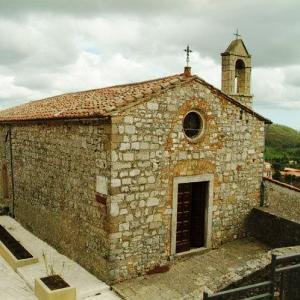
[{"left": 234, "top": 29, "right": 241, "bottom": 40}]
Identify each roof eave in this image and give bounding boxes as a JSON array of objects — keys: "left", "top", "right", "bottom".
[{"left": 0, "top": 115, "right": 111, "bottom": 125}]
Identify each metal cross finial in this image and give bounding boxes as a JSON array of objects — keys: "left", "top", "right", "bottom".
[
  {"left": 184, "top": 45, "right": 193, "bottom": 67},
  {"left": 234, "top": 29, "right": 241, "bottom": 40}
]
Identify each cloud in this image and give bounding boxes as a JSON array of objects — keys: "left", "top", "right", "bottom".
[
  {"left": 0, "top": 19, "right": 35, "bottom": 65},
  {"left": 0, "top": 0, "right": 299, "bottom": 129},
  {"left": 253, "top": 66, "right": 300, "bottom": 110},
  {"left": 283, "top": 65, "right": 300, "bottom": 87},
  {"left": 1, "top": 0, "right": 300, "bottom": 66},
  {"left": 0, "top": 74, "right": 38, "bottom": 108}
]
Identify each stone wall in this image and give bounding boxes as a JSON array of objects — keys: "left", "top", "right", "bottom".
[
  {"left": 249, "top": 178, "right": 300, "bottom": 248},
  {"left": 107, "top": 80, "right": 265, "bottom": 282},
  {"left": 263, "top": 177, "right": 300, "bottom": 222},
  {"left": 247, "top": 208, "right": 300, "bottom": 248},
  {"left": 0, "top": 121, "right": 111, "bottom": 280},
  {"left": 232, "top": 95, "right": 253, "bottom": 110}
]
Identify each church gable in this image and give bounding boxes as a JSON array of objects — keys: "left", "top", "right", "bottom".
[
  {"left": 111, "top": 78, "right": 266, "bottom": 155},
  {"left": 108, "top": 77, "right": 266, "bottom": 281},
  {"left": 112, "top": 76, "right": 269, "bottom": 128}
]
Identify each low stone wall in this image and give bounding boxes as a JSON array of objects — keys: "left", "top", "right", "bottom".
[
  {"left": 247, "top": 208, "right": 300, "bottom": 248},
  {"left": 263, "top": 177, "right": 300, "bottom": 222},
  {"left": 221, "top": 245, "right": 300, "bottom": 299}
]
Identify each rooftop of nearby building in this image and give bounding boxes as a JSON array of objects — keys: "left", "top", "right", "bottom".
[
  {"left": 283, "top": 167, "right": 300, "bottom": 173},
  {"left": 0, "top": 72, "right": 271, "bottom": 124}
]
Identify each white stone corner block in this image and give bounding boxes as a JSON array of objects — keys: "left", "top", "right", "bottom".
[{"left": 96, "top": 176, "right": 108, "bottom": 195}]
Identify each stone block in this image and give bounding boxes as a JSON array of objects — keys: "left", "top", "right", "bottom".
[
  {"left": 119, "top": 223, "right": 130, "bottom": 231},
  {"left": 111, "top": 179, "right": 121, "bottom": 187},
  {"left": 125, "top": 125, "right": 136, "bottom": 135},
  {"left": 147, "top": 198, "right": 159, "bottom": 207},
  {"left": 110, "top": 203, "right": 119, "bottom": 217},
  {"left": 129, "top": 169, "right": 140, "bottom": 177},
  {"left": 124, "top": 116, "right": 134, "bottom": 124},
  {"left": 96, "top": 176, "right": 108, "bottom": 195},
  {"left": 123, "top": 153, "right": 134, "bottom": 161},
  {"left": 147, "top": 102, "right": 159, "bottom": 110}
]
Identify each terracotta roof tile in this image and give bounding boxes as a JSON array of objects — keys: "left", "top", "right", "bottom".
[
  {"left": 0, "top": 74, "right": 184, "bottom": 122},
  {"left": 0, "top": 73, "right": 271, "bottom": 124}
]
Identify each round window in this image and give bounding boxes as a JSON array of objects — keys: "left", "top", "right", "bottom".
[{"left": 183, "top": 111, "right": 204, "bottom": 139}]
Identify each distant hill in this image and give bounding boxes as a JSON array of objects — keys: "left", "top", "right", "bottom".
[{"left": 265, "top": 124, "right": 300, "bottom": 165}]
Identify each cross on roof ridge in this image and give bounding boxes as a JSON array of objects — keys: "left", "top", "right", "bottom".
[{"left": 184, "top": 45, "right": 192, "bottom": 67}]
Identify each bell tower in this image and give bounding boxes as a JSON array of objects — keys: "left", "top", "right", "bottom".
[{"left": 221, "top": 33, "right": 253, "bottom": 108}]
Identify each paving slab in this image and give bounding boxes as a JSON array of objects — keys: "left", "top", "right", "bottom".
[
  {"left": 0, "top": 216, "right": 120, "bottom": 300},
  {"left": 87, "top": 290, "right": 124, "bottom": 300},
  {"left": 113, "top": 238, "right": 271, "bottom": 300},
  {"left": 0, "top": 255, "right": 37, "bottom": 300}
]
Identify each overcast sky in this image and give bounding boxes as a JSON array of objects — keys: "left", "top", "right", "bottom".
[{"left": 0, "top": 0, "right": 299, "bottom": 129}]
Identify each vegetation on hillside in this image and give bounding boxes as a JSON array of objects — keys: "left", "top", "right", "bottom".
[
  {"left": 265, "top": 124, "right": 300, "bottom": 167},
  {"left": 265, "top": 123, "right": 300, "bottom": 188}
]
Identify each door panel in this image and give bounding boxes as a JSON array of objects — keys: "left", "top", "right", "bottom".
[
  {"left": 176, "top": 183, "right": 192, "bottom": 253},
  {"left": 191, "top": 182, "right": 207, "bottom": 247}
]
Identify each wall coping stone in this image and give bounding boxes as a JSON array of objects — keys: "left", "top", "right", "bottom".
[{"left": 263, "top": 176, "right": 300, "bottom": 193}]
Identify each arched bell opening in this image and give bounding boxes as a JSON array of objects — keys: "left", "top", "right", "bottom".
[{"left": 234, "top": 59, "right": 246, "bottom": 94}]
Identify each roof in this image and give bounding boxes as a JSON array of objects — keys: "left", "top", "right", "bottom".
[
  {"left": 284, "top": 168, "right": 300, "bottom": 173},
  {"left": 222, "top": 38, "right": 250, "bottom": 57},
  {"left": 0, "top": 73, "right": 271, "bottom": 124},
  {"left": 281, "top": 168, "right": 300, "bottom": 177}
]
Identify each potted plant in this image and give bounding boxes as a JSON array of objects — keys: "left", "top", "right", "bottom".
[{"left": 34, "top": 252, "right": 76, "bottom": 300}]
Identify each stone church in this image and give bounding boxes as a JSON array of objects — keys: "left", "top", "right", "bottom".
[{"left": 0, "top": 37, "right": 271, "bottom": 283}]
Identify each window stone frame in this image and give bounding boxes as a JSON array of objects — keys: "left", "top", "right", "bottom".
[{"left": 182, "top": 110, "right": 205, "bottom": 142}]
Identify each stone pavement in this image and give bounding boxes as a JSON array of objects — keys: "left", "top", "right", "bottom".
[
  {"left": 0, "top": 255, "right": 37, "bottom": 300},
  {"left": 113, "top": 239, "right": 271, "bottom": 300},
  {"left": 0, "top": 216, "right": 120, "bottom": 300}
]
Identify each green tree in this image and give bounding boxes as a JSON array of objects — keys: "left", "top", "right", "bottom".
[{"left": 273, "top": 170, "right": 281, "bottom": 181}]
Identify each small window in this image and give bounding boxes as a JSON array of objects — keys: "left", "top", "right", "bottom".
[
  {"left": 240, "top": 110, "right": 243, "bottom": 120},
  {"left": 183, "top": 111, "right": 204, "bottom": 140}
]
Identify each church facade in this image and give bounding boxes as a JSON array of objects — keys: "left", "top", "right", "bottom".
[{"left": 0, "top": 38, "right": 271, "bottom": 283}]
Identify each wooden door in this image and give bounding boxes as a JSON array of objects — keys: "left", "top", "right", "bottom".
[
  {"left": 176, "top": 183, "right": 192, "bottom": 253},
  {"left": 191, "top": 182, "right": 207, "bottom": 247}
]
